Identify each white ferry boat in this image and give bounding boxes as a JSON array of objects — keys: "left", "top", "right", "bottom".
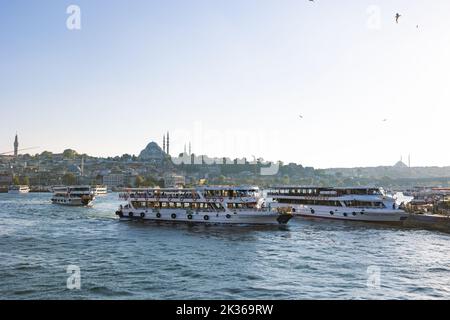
[
  {"left": 8, "top": 185, "right": 30, "bottom": 194},
  {"left": 91, "top": 185, "right": 108, "bottom": 196},
  {"left": 116, "top": 186, "right": 293, "bottom": 225},
  {"left": 268, "top": 186, "right": 409, "bottom": 223},
  {"left": 51, "top": 186, "right": 95, "bottom": 206}
]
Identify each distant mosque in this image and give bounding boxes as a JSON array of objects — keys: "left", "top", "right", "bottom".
[
  {"left": 183, "top": 142, "right": 192, "bottom": 156},
  {"left": 138, "top": 132, "right": 193, "bottom": 162},
  {"left": 162, "top": 132, "right": 170, "bottom": 155},
  {"left": 162, "top": 131, "right": 192, "bottom": 156}
]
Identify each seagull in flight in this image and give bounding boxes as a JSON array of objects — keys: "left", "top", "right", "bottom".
[
  {"left": 395, "top": 13, "right": 401, "bottom": 24},
  {"left": 382, "top": 118, "right": 388, "bottom": 122},
  {"left": 299, "top": 115, "right": 304, "bottom": 119}
]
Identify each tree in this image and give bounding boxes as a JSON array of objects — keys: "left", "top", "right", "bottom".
[
  {"left": 12, "top": 176, "right": 20, "bottom": 185},
  {"left": 135, "top": 175, "right": 145, "bottom": 187},
  {"left": 62, "top": 173, "right": 77, "bottom": 185},
  {"left": 40, "top": 151, "right": 53, "bottom": 159},
  {"left": 217, "top": 175, "right": 226, "bottom": 184},
  {"left": 143, "top": 176, "right": 159, "bottom": 187},
  {"left": 20, "top": 176, "right": 30, "bottom": 186},
  {"left": 121, "top": 154, "right": 132, "bottom": 161},
  {"left": 63, "top": 149, "right": 78, "bottom": 159}
]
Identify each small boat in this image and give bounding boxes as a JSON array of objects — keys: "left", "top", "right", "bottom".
[
  {"left": 51, "top": 186, "right": 95, "bottom": 206},
  {"left": 115, "top": 186, "right": 293, "bottom": 225},
  {"left": 8, "top": 185, "right": 30, "bottom": 194},
  {"left": 268, "top": 186, "right": 409, "bottom": 224}
]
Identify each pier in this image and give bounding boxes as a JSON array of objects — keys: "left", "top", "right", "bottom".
[{"left": 404, "top": 214, "right": 450, "bottom": 233}]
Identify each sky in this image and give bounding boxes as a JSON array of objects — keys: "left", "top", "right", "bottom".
[{"left": 1, "top": 0, "right": 450, "bottom": 168}]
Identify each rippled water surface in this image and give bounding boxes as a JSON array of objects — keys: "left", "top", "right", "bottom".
[{"left": 1, "top": 193, "right": 450, "bottom": 299}]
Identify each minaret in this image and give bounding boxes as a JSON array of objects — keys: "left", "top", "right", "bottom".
[
  {"left": 81, "top": 156, "right": 84, "bottom": 177},
  {"left": 184, "top": 144, "right": 187, "bottom": 155},
  {"left": 163, "top": 135, "right": 166, "bottom": 153},
  {"left": 189, "top": 142, "right": 191, "bottom": 156},
  {"left": 14, "top": 133, "right": 19, "bottom": 158},
  {"left": 167, "top": 132, "right": 170, "bottom": 156}
]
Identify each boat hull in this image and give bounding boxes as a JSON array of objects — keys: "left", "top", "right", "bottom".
[
  {"left": 116, "top": 208, "right": 292, "bottom": 225},
  {"left": 8, "top": 190, "right": 30, "bottom": 194},
  {"left": 51, "top": 197, "right": 94, "bottom": 207},
  {"left": 290, "top": 206, "right": 408, "bottom": 223}
]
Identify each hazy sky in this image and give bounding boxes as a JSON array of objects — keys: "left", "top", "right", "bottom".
[{"left": 1, "top": 0, "right": 450, "bottom": 168}]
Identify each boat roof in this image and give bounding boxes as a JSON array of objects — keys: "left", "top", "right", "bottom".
[
  {"left": 126, "top": 185, "right": 259, "bottom": 192},
  {"left": 269, "top": 186, "right": 381, "bottom": 190}
]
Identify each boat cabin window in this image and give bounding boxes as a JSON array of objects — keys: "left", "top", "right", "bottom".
[{"left": 343, "top": 201, "right": 386, "bottom": 208}]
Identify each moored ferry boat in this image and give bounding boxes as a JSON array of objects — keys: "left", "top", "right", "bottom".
[
  {"left": 8, "top": 185, "right": 30, "bottom": 194},
  {"left": 268, "top": 186, "right": 409, "bottom": 223},
  {"left": 51, "top": 186, "right": 95, "bottom": 206},
  {"left": 116, "top": 186, "right": 293, "bottom": 225},
  {"left": 91, "top": 185, "right": 108, "bottom": 196}
]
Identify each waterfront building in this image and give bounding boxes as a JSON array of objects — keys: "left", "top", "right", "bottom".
[
  {"left": 163, "top": 174, "right": 185, "bottom": 188},
  {"left": 103, "top": 174, "right": 125, "bottom": 188}
]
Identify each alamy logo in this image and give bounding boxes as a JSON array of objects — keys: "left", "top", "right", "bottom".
[
  {"left": 66, "top": 5, "right": 81, "bottom": 30},
  {"left": 367, "top": 266, "right": 381, "bottom": 290},
  {"left": 66, "top": 265, "right": 81, "bottom": 290},
  {"left": 367, "top": 5, "right": 382, "bottom": 30}
]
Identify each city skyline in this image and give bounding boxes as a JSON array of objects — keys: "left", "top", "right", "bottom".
[
  {"left": 2, "top": 1, "right": 450, "bottom": 168},
  {"left": 1, "top": 132, "right": 440, "bottom": 171}
]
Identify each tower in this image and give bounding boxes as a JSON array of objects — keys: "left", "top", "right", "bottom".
[
  {"left": 14, "top": 133, "right": 19, "bottom": 158},
  {"left": 167, "top": 132, "right": 170, "bottom": 156},
  {"left": 163, "top": 135, "right": 166, "bottom": 153}
]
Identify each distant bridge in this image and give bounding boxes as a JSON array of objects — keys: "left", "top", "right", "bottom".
[{"left": 0, "top": 147, "right": 40, "bottom": 156}]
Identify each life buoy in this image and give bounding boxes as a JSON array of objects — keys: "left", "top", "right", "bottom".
[
  {"left": 129, "top": 212, "right": 134, "bottom": 218},
  {"left": 187, "top": 214, "right": 193, "bottom": 220},
  {"left": 156, "top": 213, "right": 161, "bottom": 218},
  {"left": 204, "top": 215, "right": 210, "bottom": 221},
  {"left": 219, "top": 197, "right": 224, "bottom": 202},
  {"left": 140, "top": 212, "right": 145, "bottom": 218},
  {"left": 171, "top": 213, "right": 177, "bottom": 219},
  {"left": 310, "top": 209, "right": 315, "bottom": 214},
  {"left": 226, "top": 214, "right": 231, "bottom": 219},
  {"left": 180, "top": 197, "right": 184, "bottom": 202}
]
